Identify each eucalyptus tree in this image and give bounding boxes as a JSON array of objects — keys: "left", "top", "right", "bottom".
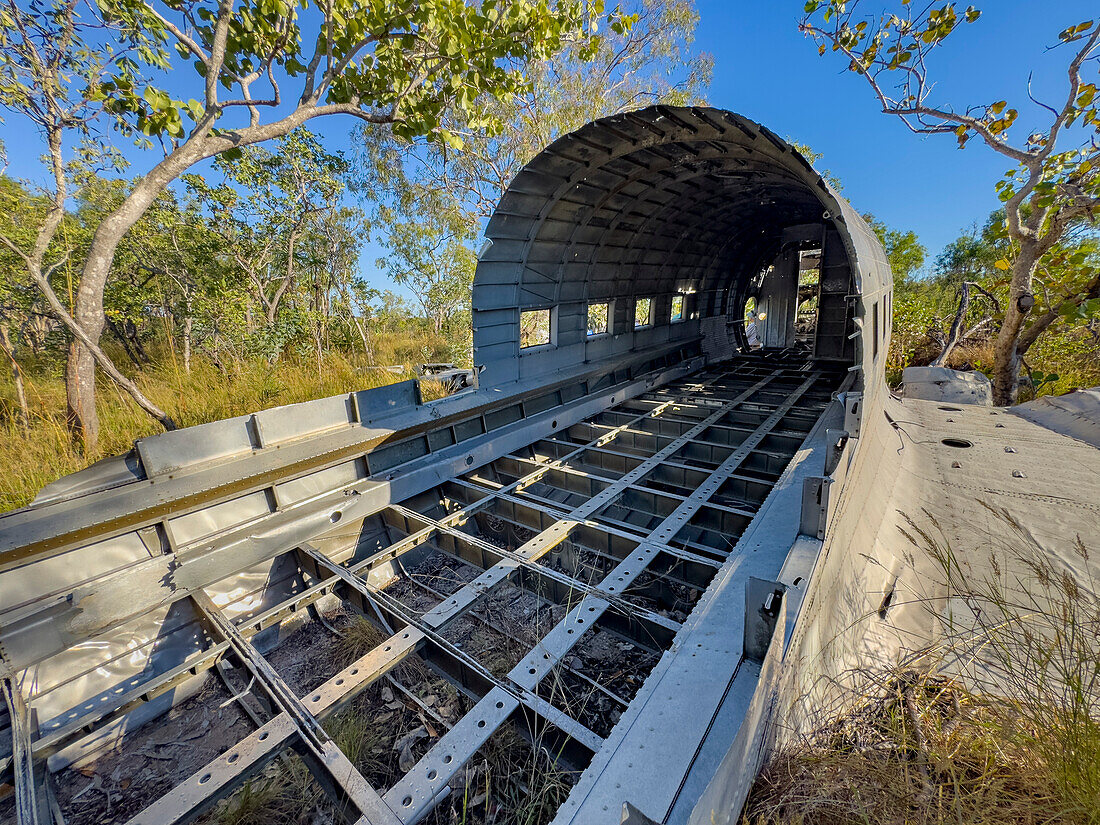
[
  {"left": 801, "top": 2, "right": 1100, "bottom": 404},
  {"left": 357, "top": 0, "right": 710, "bottom": 331},
  {"left": 0, "top": 0, "right": 603, "bottom": 449}
]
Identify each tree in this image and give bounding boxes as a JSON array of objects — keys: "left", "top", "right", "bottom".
[
  {"left": 300, "top": 196, "right": 367, "bottom": 373},
  {"left": 0, "top": 0, "right": 602, "bottom": 450},
  {"left": 375, "top": 188, "right": 477, "bottom": 333},
  {"left": 355, "top": 0, "right": 709, "bottom": 331},
  {"left": 801, "top": 3, "right": 1100, "bottom": 404},
  {"left": 863, "top": 214, "right": 927, "bottom": 284},
  {"left": 365, "top": 0, "right": 711, "bottom": 220},
  {"left": 790, "top": 141, "right": 845, "bottom": 193},
  {"left": 189, "top": 130, "right": 347, "bottom": 330}
]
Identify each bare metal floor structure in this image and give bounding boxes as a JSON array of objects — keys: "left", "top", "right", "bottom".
[
  {"left": 3, "top": 106, "right": 895, "bottom": 825},
  {"left": 1, "top": 353, "right": 844, "bottom": 824}
]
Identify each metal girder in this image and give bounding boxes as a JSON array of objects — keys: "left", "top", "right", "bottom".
[
  {"left": 190, "top": 591, "right": 401, "bottom": 825},
  {"left": 298, "top": 544, "right": 604, "bottom": 755},
  {"left": 6, "top": 355, "right": 847, "bottom": 825},
  {"left": 374, "top": 370, "right": 805, "bottom": 822},
  {"left": 3, "top": 673, "right": 43, "bottom": 825}
]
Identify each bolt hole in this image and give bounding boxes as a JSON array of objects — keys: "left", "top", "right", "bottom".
[
  {"left": 403, "top": 796, "right": 413, "bottom": 807},
  {"left": 444, "top": 755, "right": 453, "bottom": 764},
  {"left": 330, "top": 511, "right": 342, "bottom": 523},
  {"left": 466, "top": 455, "right": 474, "bottom": 466},
  {"left": 200, "top": 774, "right": 211, "bottom": 785},
  {"left": 259, "top": 732, "right": 269, "bottom": 741},
  {"left": 427, "top": 770, "right": 437, "bottom": 780},
  {"left": 941, "top": 438, "right": 972, "bottom": 449},
  {"left": 227, "top": 754, "right": 239, "bottom": 764}
]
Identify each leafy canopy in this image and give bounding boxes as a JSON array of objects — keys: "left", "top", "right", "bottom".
[{"left": 1, "top": 0, "right": 609, "bottom": 155}]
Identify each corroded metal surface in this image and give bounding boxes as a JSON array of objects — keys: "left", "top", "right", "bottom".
[{"left": 0, "top": 106, "right": 906, "bottom": 825}]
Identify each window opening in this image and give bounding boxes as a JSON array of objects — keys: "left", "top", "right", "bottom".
[
  {"left": 873, "top": 301, "right": 880, "bottom": 360},
  {"left": 587, "top": 302, "right": 610, "bottom": 337},
  {"left": 796, "top": 248, "right": 821, "bottom": 345},
  {"left": 520, "top": 308, "right": 552, "bottom": 349},
  {"left": 670, "top": 294, "right": 685, "bottom": 323}
]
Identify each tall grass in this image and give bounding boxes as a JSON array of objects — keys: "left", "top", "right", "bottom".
[
  {"left": 903, "top": 506, "right": 1100, "bottom": 820},
  {"left": 0, "top": 331, "right": 460, "bottom": 511},
  {"left": 746, "top": 506, "right": 1100, "bottom": 825}
]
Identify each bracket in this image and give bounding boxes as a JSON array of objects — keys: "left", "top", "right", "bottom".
[
  {"left": 799, "top": 476, "right": 833, "bottom": 540},
  {"left": 744, "top": 577, "right": 786, "bottom": 663}
]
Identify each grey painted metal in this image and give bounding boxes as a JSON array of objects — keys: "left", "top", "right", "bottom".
[
  {"left": 472, "top": 105, "right": 890, "bottom": 391},
  {"left": 3, "top": 674, "right": 40, "bottom": 825},
  {"left": 112, "top": 367, "right": 741, "bottom": 821},
  {"left": 0, "top": 104, "right": 902, "bottom": 825},
  {"left": 389, "top": 370, "right": 823, "bottom": 823}
]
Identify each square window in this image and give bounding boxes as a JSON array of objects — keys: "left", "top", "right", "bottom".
[
  {"left": 587, "top": 302, "right": 609, "bottom": 336},
  {"left": 634, "top": 297, "right": 652, "bottom": 328},
  {"left": 670, "top": 294, "right": 685, "bottom": 322},
  {"left": 520, "top": 308, "right": 552, "bottom": 349}
]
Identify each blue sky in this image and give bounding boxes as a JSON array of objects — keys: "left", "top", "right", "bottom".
[
  {"left": 700, "top": 1, "right": 1098, "bottom": 259},
  {"left": 3, "top": 1, "right": 1097, "bottom": 292}
]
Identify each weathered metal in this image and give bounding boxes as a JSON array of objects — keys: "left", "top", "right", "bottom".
[{"left": 0, "top": 106, "right": 909, "bottom": 825}]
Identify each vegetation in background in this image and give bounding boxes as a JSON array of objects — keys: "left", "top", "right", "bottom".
[
  {"left": 878, "top": 209, "right": 1100, "bottom": 396},
  {"left": 354, "top": 0, "right": 712, "bottom": 328},
  {"left": 0, "top": 0, "right": 713, "bottom": 511},
  {"left": 802, "top": 2, "right": 1100, "bottom": 405},
  {"left": 0, "top": 322, "right": 460, "bottom": 511},
  {"left": 0, "top": 0, "right": 611, "bottom": 451}
]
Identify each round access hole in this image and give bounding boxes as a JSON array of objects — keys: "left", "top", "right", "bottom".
[
  {"left": 941, "top": 438, "right": 973, "bottom": 449},
  {"left": 938, "top": 406, "right": 963, "bottom": 412}
]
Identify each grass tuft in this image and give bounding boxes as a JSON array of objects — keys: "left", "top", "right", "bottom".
[
  {"left": 746, "top": 669, "right": 1074, "bottom": 825},
  {"left": 747, "top": 505, "right": 1100, "bottom": 825}
]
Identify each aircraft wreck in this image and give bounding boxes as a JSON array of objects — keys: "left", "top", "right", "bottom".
[{"left": 2, "top": 105, "right": 1097, "bottom": 825}]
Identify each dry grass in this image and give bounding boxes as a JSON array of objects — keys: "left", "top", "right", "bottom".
[
  {"left": 746, "top": 670, "right": 1075, "bottom": 825},
  {"left": 0, "top": 331, "right": 463, "bottom": 511},
  {"left": 746, "top": 506, "right": 1100, "bottom": 825}
]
